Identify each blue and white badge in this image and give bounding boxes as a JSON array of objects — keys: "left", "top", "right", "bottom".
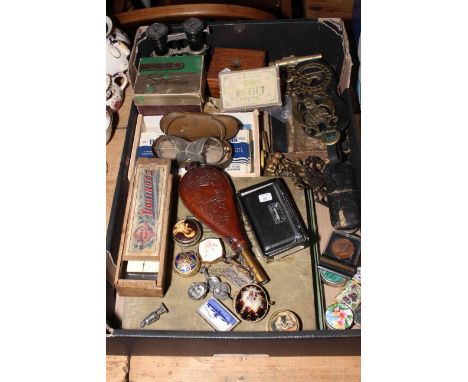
[{"left": 197, "top": 297, "right": 240, "bottom": 331}]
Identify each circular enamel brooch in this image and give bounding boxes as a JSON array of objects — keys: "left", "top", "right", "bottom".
[
  {"left": 233, "top": 284, "right": 271, "bottom": 322},
  {"left": 173, "top": 250, "right": 201, "bottom": 277}
]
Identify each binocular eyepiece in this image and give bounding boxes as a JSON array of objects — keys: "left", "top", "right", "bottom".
[{"left": 146, "top": 17, "right": 207, "bottom": 56}]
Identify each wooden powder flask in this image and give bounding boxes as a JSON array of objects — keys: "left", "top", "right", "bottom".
[{"left": 179, "top": 163, "right": 269, "bottom": 285}]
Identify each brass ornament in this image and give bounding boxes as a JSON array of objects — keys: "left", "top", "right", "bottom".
[{"left": 264, "top": 153, "right": 328, "bottom": 206}]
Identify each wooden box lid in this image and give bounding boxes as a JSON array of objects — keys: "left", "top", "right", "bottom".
[{"left": 207, "top": 47, "right": 266, "bottom": 97}]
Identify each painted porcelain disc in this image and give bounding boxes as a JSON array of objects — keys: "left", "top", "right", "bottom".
[{"left": 325, "top": 302, "right": 354, "bottom": 330}]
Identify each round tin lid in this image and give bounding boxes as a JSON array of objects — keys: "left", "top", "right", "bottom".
[
  {"left": 172, "top": 219, "right": 203, "bottom": 247},
  {"left": 188, "top": 282, "right": 209, "bottom": 300},
  {"left": 173, "top": 251, "right": 201, "bottom": 277},
  {"left": 198, "top": 238, "right": 224, "bottom": 263},
  {"left": 268, "top": 310, "right": 301, "bottom": 332},
  {"left": 320, "top": 269, "right": 347, "bottom": 287},
  {"left": 325, "top": 302, "right": 354, "bottom": 330},
  {"left": 234, "top": 284, "right": 270, "bottom": 322}
]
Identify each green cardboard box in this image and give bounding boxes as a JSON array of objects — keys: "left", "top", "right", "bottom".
[{"left": 133, "top": 56, "right": 205, "bottom": 115}]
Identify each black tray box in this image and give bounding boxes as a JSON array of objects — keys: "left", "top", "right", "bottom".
[{"left": 107, "top": 19, "right": 361, "bottom": 356}]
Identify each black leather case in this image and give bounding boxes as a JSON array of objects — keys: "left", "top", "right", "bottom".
[{"left": 237, "top": 178, "right": 309, "bottom": 259}]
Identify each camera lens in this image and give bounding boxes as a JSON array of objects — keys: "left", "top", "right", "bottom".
[
  {"left": 181, "top": 18, "right": 205, "bottom": 52},
  {"left": 146, "top": 22, "right": 169, "bottom": 55}
]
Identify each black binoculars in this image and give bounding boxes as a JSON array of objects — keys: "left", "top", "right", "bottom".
[{"left": 145, "top": 17, "right": 208, "bottom": 56}]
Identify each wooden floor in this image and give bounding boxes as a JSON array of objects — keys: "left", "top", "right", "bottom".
[
  {"left": 106, "top": 355, "right": 361, "bottom": 382},
  {"left": 107, "top": 4, "right": 361, "bottom": 377}
]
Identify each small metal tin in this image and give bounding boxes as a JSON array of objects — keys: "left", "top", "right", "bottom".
[
  {"left": 325, "top": 302, "right": 354, "bottom": 330},
  {"left": 233, "top": 284, "right": 271, "bottom": 322},
  {"left": 172, "top": 218, "right": 203, "bottom": 247},
  {"left": 188, "top": 282, "right": 209, "bottom": 300},
  {"left": 268, "top": 310, "right": 301, "bottom": 332},
  {"left": 173, "top": 250, "right": 201, "bottom": 277},
  {"left": 335, "top": 279, "right": 361, "bottom": 311},
  {"left": 320, "top": 269, "right": 347, "bottom": 287},
  {"left": 353, "top": 305, "right": 361, "bottom": 327},
  {"left": 198, "top": 237, "right": 224, "bottom": 263},
  {"left": 197, "top": 297, "right": 240, "bottom": 331}
]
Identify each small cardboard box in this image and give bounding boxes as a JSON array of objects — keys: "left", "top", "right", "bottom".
[
  {"left": 133, "top": 56, "right": 205, "bottom": 115},
  {"left": 207, "top": 47, "right": 266, "bottom": 98}
]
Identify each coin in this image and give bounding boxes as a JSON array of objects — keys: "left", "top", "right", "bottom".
[
  {"left": 331, "top": 238, "right": 355, "bottom": 259},
  {"left": 268, "top": 310, "right": 301, "bottom": 332}
]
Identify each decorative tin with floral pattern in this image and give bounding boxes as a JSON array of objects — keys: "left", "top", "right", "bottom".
[
  {"left": 335, "top": 279, "right": 361, "bottom": 311},
  {"left": 173, "top": 250, "right": 201, "bottom": 277},
  {"left": 325, "top": 302, "right": 354, "bottom": 330}
]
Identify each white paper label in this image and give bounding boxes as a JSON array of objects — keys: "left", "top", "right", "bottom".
[{"left": 258, "top": 193, "right": 272, "bottom": 202}]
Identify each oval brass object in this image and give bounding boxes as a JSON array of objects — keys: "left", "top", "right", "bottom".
[{"left": 160, "top": 112, "right": 240, "bottom": 141}]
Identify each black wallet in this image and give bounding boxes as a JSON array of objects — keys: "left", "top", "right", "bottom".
[{"left": 237, "top": 178, "right": 309, "bottom": 260}]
